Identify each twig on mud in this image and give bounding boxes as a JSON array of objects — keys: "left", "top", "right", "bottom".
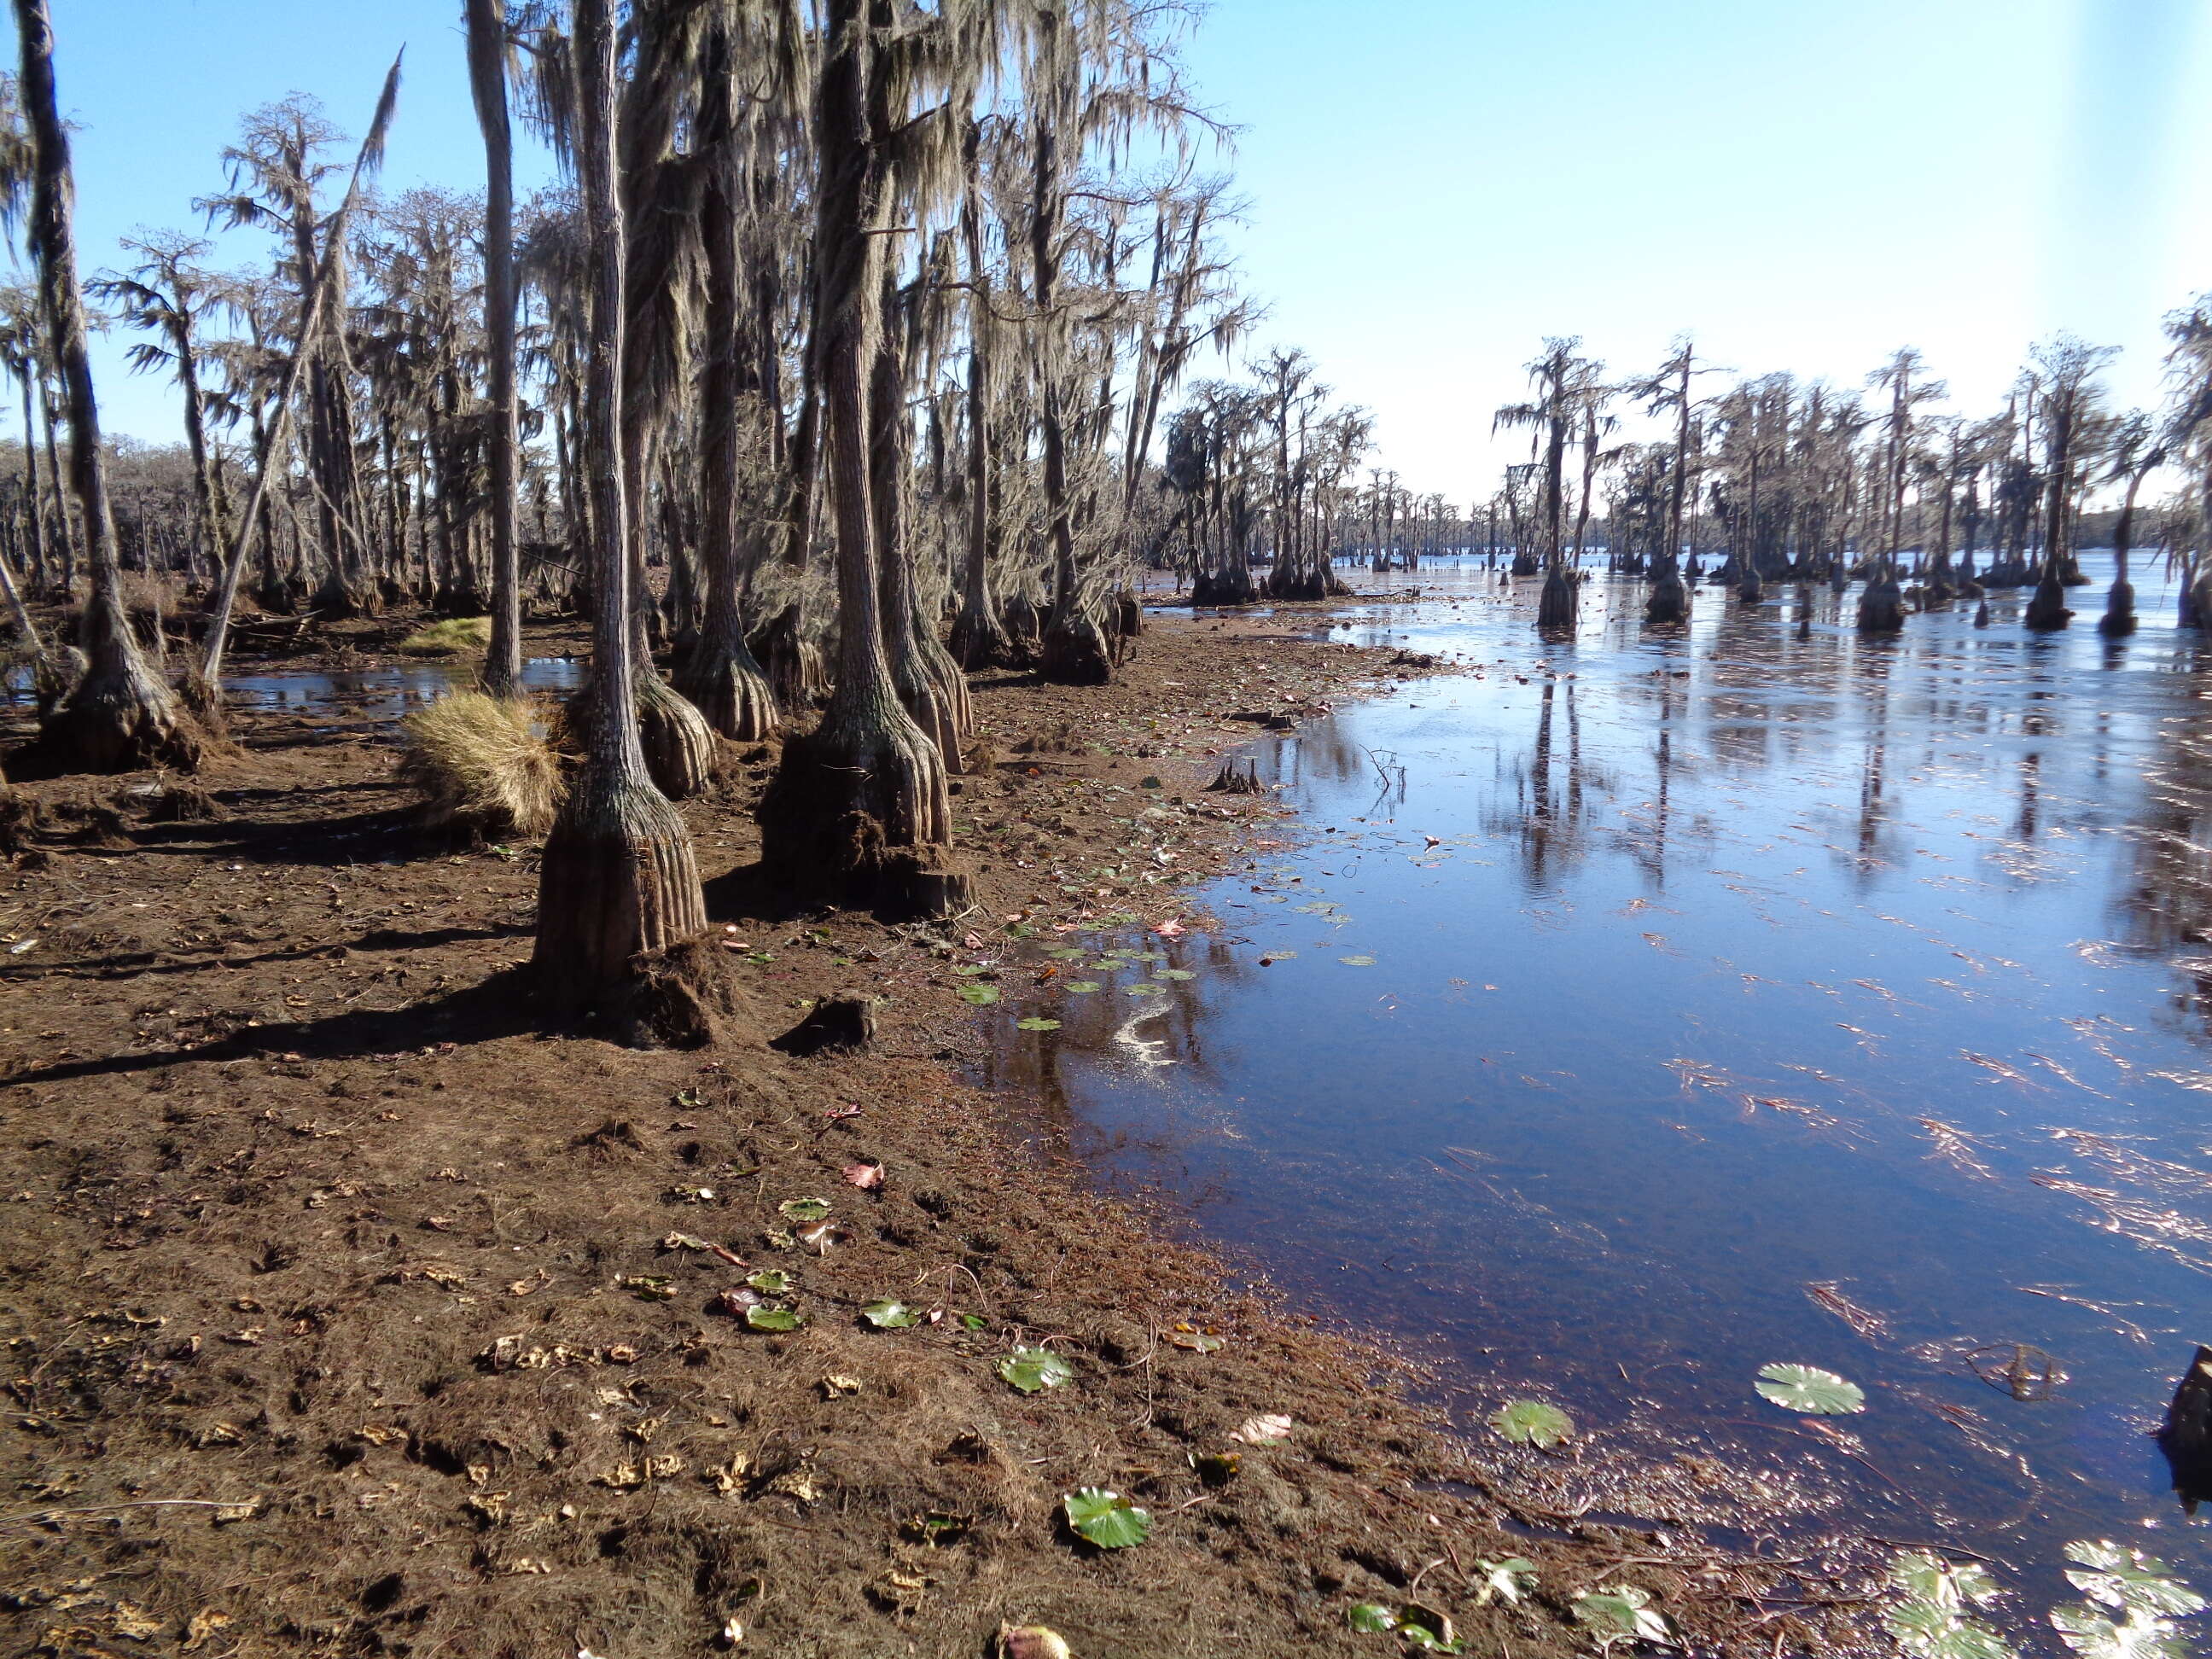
[
  {"left": 0, "top": 1497, "right": 259, "bottom": 1525},
  {"left": 1407, "top": 1556, "right": 1450, "bottom": 1593}
]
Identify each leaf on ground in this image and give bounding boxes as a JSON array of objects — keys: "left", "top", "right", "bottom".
[
  {"left": 777, "top": 1197, "right": 833, "bottom": 1223},
  {"left": 841, "top": 1161, "right": 885, "bottom": 1190},
  {"left": 998, "top": 1347, "right": 1074, "bottom": 1394},
  {"left": 1755, "top": 1362, "right": 1866, "bottom": 1414},
  {"left": 1476, "top": 1557, "right": 1537, "bottom": 1605},
  {"left": 1062, "top": 1487, "right": 1151, "bottom": 1549},
  {"left": 1574, "top": 1585, "right": 1670, "bottom": 1647},
  {"left": 1347, "top": 1602, "right": 1398, "bottom": 1633},
  {"left": 744, "top": 1270, "right": 790, "bottom": 1295},
  {"left": 863, "top": 1299, "right": 922, "bottom": 1329},
  {"left": 743, "top": 1304, "right": 804, "bottom": 1332},
  {"left": 1231, "top": 1412, "right": 1294, "bottom": 1445},
  {"left": 1489, "top": 1399, "right": 1574, "bottom": 1447}
]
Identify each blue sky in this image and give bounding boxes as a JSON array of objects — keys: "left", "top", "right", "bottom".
[{"left": 8, "top": 0, "right": 2209, "bottom": 511}]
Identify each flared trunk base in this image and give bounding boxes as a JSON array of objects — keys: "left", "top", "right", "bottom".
[
  {"left": 533, "top": 773, "right": 707, "bottom": 1024},
  {"left": 1856, "top": 579, "right": 1906, "bottom": 633},
  {"left": 2024, "top": 577, "right": 2073, "bottom": 632},
  {"left": 758, "top": 713, "right": 974, "bottom": 921},
  {"left": 1536, "top": 569, "right": 1578, "bottom": 632},
  {"left": 1040, "top": 606, "right": 1113, "bottom": 686}
]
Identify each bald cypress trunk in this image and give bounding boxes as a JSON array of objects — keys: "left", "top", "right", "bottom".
[
  {"left": 468, "top": 0, "right": 524, "bottom": 700},
  {"left": 15, "top": 0, "right": 197, "bottom": 775},
  {"left": 678, "top": 139, "right": 778, "bottom": 742},
  {"left": 533, "top": 0, "right": 706, "bottom": 1010},
  {"left": 757, "top": 0, "right": 971, "bottom": 920}
]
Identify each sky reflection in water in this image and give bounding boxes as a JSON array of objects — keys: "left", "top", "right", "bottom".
[{"left": 977, "top": 557, "right": 2212, "bottom": 1604}]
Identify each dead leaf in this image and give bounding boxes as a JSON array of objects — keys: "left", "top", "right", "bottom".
[
  {"left": 841, "top": 1161, "right": 884, "bottom": 1191},
  {"left": 1231, "top": 1412, "right": 1294, "bottom": 1445},
  {"left": 109, "top": 1602, "right": 160, "bottom": 1641},
  {"left": 183, "top": 1610, "right": 231, "bottom": 1650}
]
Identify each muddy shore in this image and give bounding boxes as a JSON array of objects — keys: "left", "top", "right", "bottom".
[{"left": 0, "top": 608, "right": 1867, "bottom": 1657}]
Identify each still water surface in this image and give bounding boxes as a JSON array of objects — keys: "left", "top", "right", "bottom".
[{"left": 976, "top": 559, "right": 2212, "bottom": 1624}]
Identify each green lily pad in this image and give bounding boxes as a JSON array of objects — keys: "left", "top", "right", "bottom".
[
  {"left": 744, "top": 1304, "right": 804, "bottom": 1332},
  {"left": 998, "top": 1347, "right": 1074, "bottom": 1394},
  {"left": 1488, "top": 1399, "right": 1574, "bottom": 1447},
  {"left": 1885, "top": 1598, "right": 2014, "bottom": 1659},
  {"left": 1066, "top": 981, "right": 1103, "bottom": 994},
  {"left": 958, "top": 982, "right": 1000, "bottom": 1005},
  {"left": 777, "top": 1197, "right": 833, "bottom": 1223},
  {"left": 863, "top": 1299, "right": 922, "bottom": 1329},
  {"left": 1062, "top": 1487, "right": 1150, "bottom": 1549},
  {"left": 746, "top": 1269, "right": 790, "bottom": 1295},
  {"left": 2049, "top": 1603, "right": 2187, "bottom": 1659},
  {"left": 1126, "top": 981, "right": 1165, "bottom": 996},
  {"left": 1340, "top": 954, "right": 1377, "bottom": 967},
  {"left": 1755, "top": 1362, "right": 1866, "bottom": 1415},
  {"left": 1155, "top": 968, "right": 1196, "bottom": 981},
  {"left": 1016, "top": 1016, "right": 1062, "bottom": 1031},
  {"left": 2064, "top": 1541, "right": 2208, "bottom": 1618}
]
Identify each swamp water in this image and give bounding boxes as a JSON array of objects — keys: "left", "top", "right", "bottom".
[{"left": 975, "top": 557, "right": 2212, "bottom": 1642}]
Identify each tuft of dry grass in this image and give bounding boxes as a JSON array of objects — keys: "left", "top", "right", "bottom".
[
  {"left": 396, "top": 690, "right": 561, "bottom": 837},
  {"left": 397, "top": 615, "right": 493, "bottom": 655}
]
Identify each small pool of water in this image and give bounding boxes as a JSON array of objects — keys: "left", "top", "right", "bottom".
[
  {"left": 975, "top": 555, "right": 2212, "bottom": 1636},
  {"left": 224, "top": 655, "right": 585, "bottom": 718}
]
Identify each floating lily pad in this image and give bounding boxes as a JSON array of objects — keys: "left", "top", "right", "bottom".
[
  {"left": 2049, "top": 1603, "right": 2187, "bottom": 1659},
  {"left": 1755, "top": 1362, "right": 1866, "bottom": 1415},
  {"left": 1155, "top": 968, "right": 1196, "bottom": 981},
  {"left": 1066, "top": 981, "right": 1103, "bottom": 994},
  {"left": 744, "top": 1305, "right": 804, "bottom": 1332},
  {"left": 1016, "top": 1016, "right": 1062, "bottom": 1032},
  {"left": 863, "top": 1299, "right": 922, "bottom": 1329},
  {"left": 958, "top": 982, "right": 1001, "bottom": 1005},
  {"left": 1886, "top": 1598, "right": 2014, "bottom": 1659},
  {"left": 998, "top": 1347, "right": 1074, "bottom": 1394},
  {"left": 1340, "top": 954, "right": 1377, "bottom": 967},
  {"left": 1062, "top": 1487, "right": 1150, "bottom": 1549},
  {"left": 2064, "top": 1541, "right": 2207, "bottom": 1619},
  {"left": 1488, "top": 1399, "right": 1574, "bottom": 1447},
  {"left": 777, "top": 1197, "right": 833, "bottom": 1224},
  {"left": 1126, "top": 981, "right": 1165, "bottom": 996}
]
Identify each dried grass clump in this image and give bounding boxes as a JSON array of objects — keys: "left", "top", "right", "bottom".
[
  {"left": 397, "top": 615, "right": 493, "bottom": 656},
  {"left": 397, "top": 691, "right": 561, "bottom": 837}
]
